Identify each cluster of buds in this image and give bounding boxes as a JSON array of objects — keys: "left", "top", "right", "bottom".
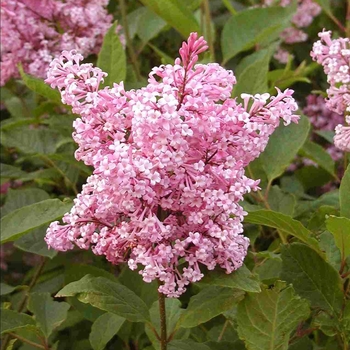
[{"left": 45, "top": 33, "right": 299, "bottom": 297}]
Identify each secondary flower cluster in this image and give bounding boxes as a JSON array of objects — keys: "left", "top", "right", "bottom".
[
  {"left": 264, "top": 0, "right": 321, "bottom": 63},
  {"left": 45, "top": 33, "right": 299, "bottom": 297},
  {"left": 311, "top": 30, "right": 350, "bottom": 152},
  {"left": 0, "top": 0, "right": 121, "bottom": 86}
]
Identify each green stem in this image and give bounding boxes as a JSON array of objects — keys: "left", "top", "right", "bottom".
[
  {"left": 158, "top": 283, "right": 167, "bottom": 350},
  {"left": 222, "top": 0, "right": 237, "bottom": 15},
  {"left": 203, "top": 0, "right": 215, "bottom": 62},
  {"left": 119, "top": 0, "right": 141, "bottom": 81}
]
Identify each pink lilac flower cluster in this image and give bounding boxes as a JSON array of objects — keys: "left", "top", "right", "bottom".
[
  {"left": 0, "top": 0, "right": 122, "bottom": 86},
  {"left": 311, "top": 30, "right": 350, "bottom": 152},
  {"left": 45, "top": 33, "right": 299, "bottom": 297},
  {"left": 264, "top": 0, "right": 321, "bottom": 63}
]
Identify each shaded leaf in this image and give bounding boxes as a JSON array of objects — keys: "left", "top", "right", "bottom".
[
  {"left": 221, "top": 5, "right": 295, "bottom": 62},
  {"left": 281, "top": 243, "right": 343, "bottom": 314},
  {"left": 1, "top": 128, "right": 61, "bottom": 155},
  {"left": 300, "top": 140, "right": 336, "bottom": 177},
  {"left": 267, "top": 185, "right": 296, "bottom": 216},
  {"left": 237, "top": 282, "right": 309, "bottom": 350},
  {"left": 1, "top": 199, "right": 73, "bottom": 243},
  {"left": 136, "top": 8, "right": 167, "bottom": 43},
  {"left": 259, "top": 115, "right": 310, "bottom": 181},
  {"left": 326, "top": 216, "right": 350, "bottom": 260},
  {"left": 340, "top": 165, "right": 350, "bottom": 218},
  {"left": 1, "top": 188, "right": 50, "bottom": 217},
  {"left": 15, "top": 226, "right": 57, "bottom": 259},
  {"left": 178, "top": 286, "right": 244, "bottom": 328},
  {"left": 199, "top": 265, "right": 261, "bottom": 293},
  {"left": 56, "top": 275, "right": 150, "bottom": 322},
  {"left": 19, "top": 65, "right": 61, "bottom": 103},
  {"left": 97, "top": 22, "right": 126, "bottom": 87},
  {"left": 245, "top": 210, "right": 323, "bottom": 255},
  {"left": 233, "top": 48, "right": 272, "bottom": 97},
  {"left": 28, "top": 292, "right": 70, "bottom": 339},
  {"left": 168, "top": 340, "right": 211, "bottom": 350},
  {"left": 139, "top": 0, "right": 199, "bottom": 38},
  {"left": 89, "top": 313, "right": 125, "bottom": 350},
  {"left": 0, "top": 309, "right": 36, "bottom": 334}
]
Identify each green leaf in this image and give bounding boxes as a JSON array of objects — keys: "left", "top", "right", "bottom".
[
  {"left": 267, "top": 186, "right": 296, "bottom": 216},
  {"left": 1, "top": 188, "right": 50, "bottom": 217},
  {"left": 28, "top": 292, "right": 70, "bottom": 339},
  {"left": 1, "top": 128, "right": 61, "bottom": 155},
  {"left": 0, "top": 198, "right": 73, "bottom": 243},
  {"left": 221, "top": 5, "right": 295, "bottom": 63},
  {"left": 18, "top": 65, "right": 61, "bottom": 103},
  {"left": 89, "top": 313, "right": 125, "bottom": 350},
  {"left": 47, "top": 154, "right": 92, "bottom": 176},
  {"left": 319, "top": 231, "right": 341, "bottom": 270},
  {"left": 136, "top": 8, "right": 167, "bottom": 43},
  {"left": 0, "top": 163, "right": 27, "bottom": 180},
  {"left": 259, "top": 115, "right": 310, "bottom": 181},
  {"left": 236, "top": 282, "right": 309, "bottom": 350},
  {"left": 281, "top": 243, "right": 343, "bottom": 315},
  {"left": 14, "top": 226, "right": 57, "bottom": 259},
  {"left": 199, "top": 265, "right": 261, "bottom": 292},
  {"left": 168, "top": 340, "right": 211, "bottom": 350},
  {"left": 178, "top": 286, "right": 244, "bottom": 328},
  {"left": 340, "top": 165, "right": 350, "bottom": 219},
  {"left": 0, "top": 309, "right": 36, "bottom": 334},
  {"left": 300, "top": 140, "right": 336, "bottom": 177},
  {"left": 295, "top": 190, "right": 339, "bottom": 218},
  {"left": 146, "top": 299, "right": 187, "bottom": 350},
  {"left": 118, "top": 266, "right": 158, "bottom": 307},
  {"left": 97, "top": 21, "right": 126, "bottom": 87},
  {"left": 139, "top": 0, "right": 200, "bottom": 38},
  {"left": 326, "top": 216, "right": 350, "bottom": 260},
  {"left": 56, "top": 275, "right": 150, "bottom": 322},
  {"left": 233, "top": 48, "right": 272, "bottom": 97},
  {"left": 295, "top": 166, "right": 332, "bottom": 191},
  {"left": 64, "top": 264, "right": 119, "bottom": 284},
  {"left": 245, "top": 210, "right": 323, "bottom": 255},
  {"left": 0, "top": 283, "right": 18, "bottom": 296}
]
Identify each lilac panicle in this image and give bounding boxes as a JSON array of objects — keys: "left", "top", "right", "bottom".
[{"left": 45, "top": 33, "right": 299, "bottom": 297}]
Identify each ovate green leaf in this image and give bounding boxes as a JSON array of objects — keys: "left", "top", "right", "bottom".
[
  {"left": 89, "top": 313, "right": 125, "bottom": 350},
  {"left": 0, "top": 309, "right": 36, "bottom": 334},
  {"left": 139, "top": 0, "right": 199, "bottom": 38},
  {"left": 97, "top": 22, "right": 126, "bottom": 87},
  {"left": 281, "top": 243, "right": 343, "bottom": 314},
  {"left": 28, "top": 292, "right": 70, "bottom": 339},
  {"left": 56, "top": 275, "right": 150, "bottom": 322},
  {"left": 15, "top": 226, "right": 57, "bottom": 258},
  {"left": 300, "top": 140, "right": 336, "bottom": 177},
  {"left": 199, "top": 265, "right": 261, "bottom": 292},
  {"left": 19, "top": 65, "right": 61, "bottom": 103},
  {"left": 237, "top": 282, "right": 309, "bottom": 350},
  {"left": 340, "top": 165, "right": 350, "bottom": 218},
  {"left": 245, "top": 210, "right": 323, "bottom": 255},
  {"left": 178, "top": 286, "right": 244, "bottom": 328},
  {"left": 1, "top": 199, "right": 73, "bottom": 243},
  {"left": 326, "top": 216, "right": 350, "bottom": 260},
  {"left": 259, "top": 115, "right": 310, "bottom": 181},
  {"left": 221, "top": 5, "right": 295, "bottom": 62}
]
